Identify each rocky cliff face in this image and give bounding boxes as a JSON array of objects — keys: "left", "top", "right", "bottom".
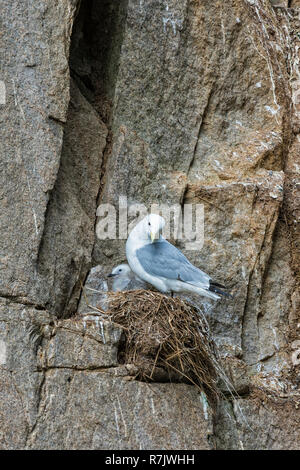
[{"left": 0, "top": 0, "right": 299, "bottom": 449}]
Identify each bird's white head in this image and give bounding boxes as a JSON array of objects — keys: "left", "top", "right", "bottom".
[
  {"left": 143, "top": 214, "right": 165, "bottom": 243},
  {"left": 108, "top": 263, "right": 132, "bottom": 278}
]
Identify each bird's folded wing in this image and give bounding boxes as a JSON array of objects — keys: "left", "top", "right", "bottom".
[{"left": 136, "top": 239, "right": 210, "bottom": 287}]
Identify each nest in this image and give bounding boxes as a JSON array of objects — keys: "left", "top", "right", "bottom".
[{"left": 102, "top": 289, "right": 220, "bottom": 409}]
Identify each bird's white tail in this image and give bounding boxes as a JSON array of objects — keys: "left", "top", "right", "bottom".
[{"left": 180, "top": 282, "right": 220, "bottom": 300}]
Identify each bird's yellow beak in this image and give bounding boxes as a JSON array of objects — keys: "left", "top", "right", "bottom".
[{"left": 150, "top": 231, "right": 157, "bottom": 243}]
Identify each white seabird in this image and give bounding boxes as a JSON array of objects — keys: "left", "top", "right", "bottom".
[
  {"left": 108, "top": 263, "right": 148, "bottom": 292},
  {"left": 126, "top": 214, "right": 231, "bottom": 300}
]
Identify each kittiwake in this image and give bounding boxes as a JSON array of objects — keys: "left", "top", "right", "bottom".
[
  {"left": 108, "top": 263, "right": 148, "bottom": 292},
  {"left": 126, "top": 214, "right": 231, "bottom": 300}
]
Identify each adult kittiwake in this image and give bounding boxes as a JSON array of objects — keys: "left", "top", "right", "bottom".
[
  {"left": 108, "top": 263, "right": 148, "bottom": 292},
  {"left": 126, "top": 214, "right": 231, "bottom": 300}
]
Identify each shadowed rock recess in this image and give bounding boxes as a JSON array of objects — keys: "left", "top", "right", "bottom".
[{"left": 0, "top": 0, "right": 299, "bottom": 450}]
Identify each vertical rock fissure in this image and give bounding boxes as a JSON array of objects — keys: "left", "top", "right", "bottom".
[
  {"left": 69, "top": 0, "right": 129, "bottom": 314},
  {"left": 69, "top": 0, "right": 129, "bottom": 123},
  {"left": 36, "top": 0, "right": 128, "bottom": 318}
]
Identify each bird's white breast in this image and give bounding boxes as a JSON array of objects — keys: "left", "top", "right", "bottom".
[{"left": 126, "top": 234, "right": 169, "bottom": 293}]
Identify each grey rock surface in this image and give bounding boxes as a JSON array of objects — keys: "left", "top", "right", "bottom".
[
  {"left": 27, "top": 369, "right": 213, "bottom": 450},
  {"left": 215, "top": 394, "right": 300, "bottom": 450},
  {"left": 36, "top": 79, "right": 108, "bottom": 316},
  {"left": 0, "top": 0, "right": 79, "bottom": 305}
]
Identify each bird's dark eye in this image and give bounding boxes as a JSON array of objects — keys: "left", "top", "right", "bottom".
[
  {"left": 119, "top": 269, "right": 122, "bottom": 272},
  {"left": 148, "top": 222, "right": 151, "bottom": 226}
]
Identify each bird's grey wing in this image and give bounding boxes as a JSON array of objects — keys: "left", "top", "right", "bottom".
[{"left": 136, "top": 240, "right": 211, "bottom": 286}]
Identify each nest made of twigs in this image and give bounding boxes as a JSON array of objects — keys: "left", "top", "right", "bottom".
[{"left": 102, "top": 289, "right": 220, "bottom": 409}]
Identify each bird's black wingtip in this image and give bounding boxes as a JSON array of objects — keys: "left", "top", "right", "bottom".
[
  {"left": 209, "top": 283, "right": 234, "bottom": 299},
  {"left": 209, "top": 280, "right": 226, "bottom": 290}
]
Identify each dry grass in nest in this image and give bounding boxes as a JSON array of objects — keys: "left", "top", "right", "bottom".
[{"left": 102, "top": 289, "right": 220, "bottom": 409}]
